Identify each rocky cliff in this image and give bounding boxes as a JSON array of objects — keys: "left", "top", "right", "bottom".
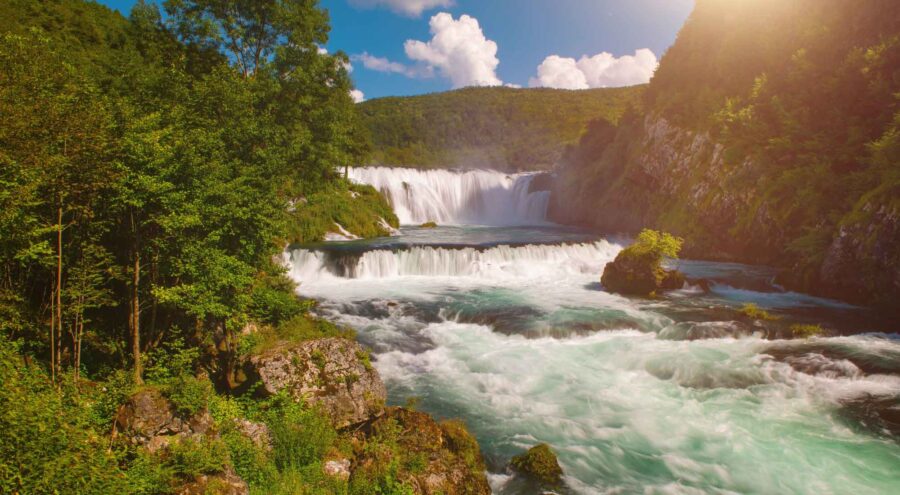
[{"left": 549, "top": 0, "right": 900, "bottom": 311}]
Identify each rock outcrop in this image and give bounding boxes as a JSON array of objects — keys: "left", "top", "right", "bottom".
[
  {"left": 510, "top": 443, "right": 563, "bottom": 486},
  {"left": 355, "top": 407, "right": 492, "bottom": 495},
  {"left": 250, "top": 337, "right": 386, "bottom": 428},
  {"left": 114, "top": 388, "right": 215, "bottom": 454}
]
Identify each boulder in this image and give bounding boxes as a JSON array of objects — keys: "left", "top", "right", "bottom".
[
  {"left": 114, "top": 388, "right": 215, "bottom": 453},
  {"left": 601, "top": 255, "right": 685, "bottom": 296},
  {"left": 234, "top": 418, "right": 271, "bottom": 451},
  {"left": 250, "top": 337, "right": 386, "bottom": 428},
  {"left": 324, "top": 459, "right": 351, "bottom": 480},
  {"left": 510, "top": 443, "right": 563, "bottom": 486},
  {"left": 355, "top": 407, "right": 491, "bottom": 495}
]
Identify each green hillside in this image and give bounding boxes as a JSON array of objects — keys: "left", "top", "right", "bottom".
[
  {"left": 358, "top": 86, "right": 643, "bottom": 171},
  {"left": 550, "top": 0, "right": 900, "bottom": 310}
]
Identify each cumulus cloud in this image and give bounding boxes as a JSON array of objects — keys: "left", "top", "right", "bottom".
[
  {"left": 350, "top": 89, "right": 365, "bottom": 103},
  {"left": 529, "top": 49, "right": 658, "bottom": 89},
  {"left": 404, "top": 13, "right": 502, "bottom": 88},
  {"left": 349, "top": 0, "right": 454, "bottom": 17}
]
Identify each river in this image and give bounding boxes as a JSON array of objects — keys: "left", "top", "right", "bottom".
[{"left": 288, "top": 167, "right": 900, "bottom": 494}]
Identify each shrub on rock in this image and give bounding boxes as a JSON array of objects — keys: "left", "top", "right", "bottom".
[{"left": 601, "top": 229, "right": 685, "bottom": 295}]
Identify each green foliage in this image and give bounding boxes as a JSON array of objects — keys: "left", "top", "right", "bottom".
[
  {"left": 790, "top": 323, "right": 824, "bottom": 338},
  {"left": 246, "top": 314, "right": 355, "bottom": 356},
  {"left": 738, "top": 303, "right": 780, "bottom": 321},
  {"left": 166, "top": 374, "right": 214, "bottom": 417},
  {"left": 0, "top": 337, "right": 128, "bottom": 495},
  {"left": 165, "top": 436, "right": 230, "bottom": 479},
  {"left": 348, "top": 418, "right": 415, "bottom": 495},
  {"left": 440, "top": 419, "right": 482, "bottom": 472},
  {"left": 510, "top": 443, "right": 563, "bottom": 485},
  {"left": 288, "top": 183, "right": 399, "bottom": 243},
  {"left": 221, "top": 429, "right": 277, "bottom": 487},
  {"left": 359, "top": 86, "right": 643, "bottom": 171},
  {"left": 261, "top": 393, "right": 338, "bottom": 471},
  {"left": 627, "top": 229, "right": 684, "bottom": 261}
]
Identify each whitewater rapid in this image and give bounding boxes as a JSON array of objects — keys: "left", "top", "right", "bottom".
[
  {"left": 286, "top": 234, "right": 900, "bottom": 494},
  {"left": 348, "top": 167, "right": 550, "bottom": 226}
]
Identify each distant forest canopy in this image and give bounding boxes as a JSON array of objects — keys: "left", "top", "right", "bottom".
[
  {"left": 551, "top": 0, "right": 900, "bottom": 309},
  {"left": 358, "top": 86, "right": 643, "bottom": 171}
]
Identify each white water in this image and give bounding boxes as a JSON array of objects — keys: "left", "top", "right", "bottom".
[
  {"left": 288, "top": 168, "right": 900, "bottom": 493},
  {"left": 348, "top": 167, "right": 550, "bottom": 226},
  {"left": 287, "top": 241, "right": 620, "bottom": 282}
]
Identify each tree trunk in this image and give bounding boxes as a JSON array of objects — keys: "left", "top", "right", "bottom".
[
  {"left": 131, "top": 210, "right": 143, "bottom": 384},
  {"left": 55, "top": 205, "right": 63, "bottom": 383}
]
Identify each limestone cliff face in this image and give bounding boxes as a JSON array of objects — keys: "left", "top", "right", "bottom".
[{"left": 549, "top": 115, "right": 900, "bottom": 309}]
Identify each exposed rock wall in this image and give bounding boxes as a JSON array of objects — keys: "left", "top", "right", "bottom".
[{"left": 550, "top": 115, "right": 900, "bottom": 309}]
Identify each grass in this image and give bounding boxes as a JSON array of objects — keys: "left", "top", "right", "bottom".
[{"left": 241, "top": 314, "right": 355, "bottom": 357}]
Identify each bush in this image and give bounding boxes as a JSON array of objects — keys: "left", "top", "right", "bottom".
[
  {"left": 738, "top": 303, "right": 780, "bottom": 321},
  {"left": 262, "top": 393, "right": 337, "bottom": 471},
  {"left": 167, "top": 436, "right": 230, "bottom": 478},
  {"left": 165, "top": 374, "right": 213, "bottom": 417},
  {"left": 790, "top": 323, "right": 824, "bottom": 338},
  {"left": 0, "top": 337, "right": 128, "bottom": 495}
]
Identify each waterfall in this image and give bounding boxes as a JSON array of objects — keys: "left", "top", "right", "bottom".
[
  {"left": 286, "top": 241, "right": 620, "bottom": 282},
  {"left": 348, "top": 167, "right": 550, "bottom": 226}
]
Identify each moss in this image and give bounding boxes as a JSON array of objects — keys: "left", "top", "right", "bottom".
[
  {"left": 510, "top": 443, "right": 563, "bottom": 485},
  {"left": 738, "top": 303, "right": 780, "bottom": 321},
  {"left": 420, "top": 221, "right": 438, "bottom": 228},
  {"left": 790, "top": 323, "right": 824, "bottom": 338}
]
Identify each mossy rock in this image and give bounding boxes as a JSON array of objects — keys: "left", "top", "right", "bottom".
[
  {"left": 420, "top": 221, "right": 438, "bottom": 228},
  {"left": 510, "top": 443, "right": 563, "bottom": 486}
]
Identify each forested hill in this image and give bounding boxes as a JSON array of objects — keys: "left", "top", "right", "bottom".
[
  {"left": 358, "top": 86, "right": 643, "bottom": 171},
  {"left": 550, "top": 0, "right": 900, "bottom": 310}
]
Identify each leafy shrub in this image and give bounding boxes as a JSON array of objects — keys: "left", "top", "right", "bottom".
[
  {"left": 165, "top": 374, "right": 213, "bottom": 417},
  {"left": 262, "top": 393, "right": 337, "bottom": 471},
  {"left": 144, "top": 338, "right": 200, "bottom": 384},
  {"left": 738, "top": 303, "right": 780, "bottom": 321},
  {"left": 0, "top": 337, "right": 128, "bottom": 494},
  {"left": 790, "top": 324, "right": 824, "bottom": 338},
  {"left": 221, "top": 430, "right": 276, "bottom": 487},
  {"left": 167, "top": 437, "right": 230, "bottom": 478}
]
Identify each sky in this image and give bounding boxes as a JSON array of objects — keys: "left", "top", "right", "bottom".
[{"left": 97, "top": 0, "right": 694, "bottom": 101}]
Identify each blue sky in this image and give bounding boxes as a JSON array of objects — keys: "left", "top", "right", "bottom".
[{"left": 97, "top": 0, "right": 693, "bottom": 100}]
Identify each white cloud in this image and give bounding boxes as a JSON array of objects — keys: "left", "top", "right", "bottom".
[
  {"left": 404, "top": 13, "right": 502, "bottom": 88},
  {"left": 350, "top": 89, "right": 365, "bottom": 103},
  {"left": 529, "top": 55, "right": 588, "bottom": 90},
  {"left": 352, "top": 52, "right": 425, "bottom": 78},
  {"left": 349, "top": 0, "right": 454, "bottom": 17},
  {"left": 529, "top": 49, "right": 658, "bottom": 89}
]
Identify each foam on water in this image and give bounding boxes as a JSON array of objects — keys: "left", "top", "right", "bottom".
[{"left": 285, "top": 229, "right": 900, "bottom": 493}]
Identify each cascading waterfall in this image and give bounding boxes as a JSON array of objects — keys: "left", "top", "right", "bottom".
[
  {"left": 348, "top": 166, "right": 550, "bottom": 226},
  {"left": 287, "top": 241, "right": 620, "bottom": 282}
]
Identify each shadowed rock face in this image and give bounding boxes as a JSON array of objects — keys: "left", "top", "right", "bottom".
[
  {"left": 250, "top": 337, "right": 386, "bottom": 428},
  {"left": 114, "top": 388, "right": 215, "bottom": 454}
]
